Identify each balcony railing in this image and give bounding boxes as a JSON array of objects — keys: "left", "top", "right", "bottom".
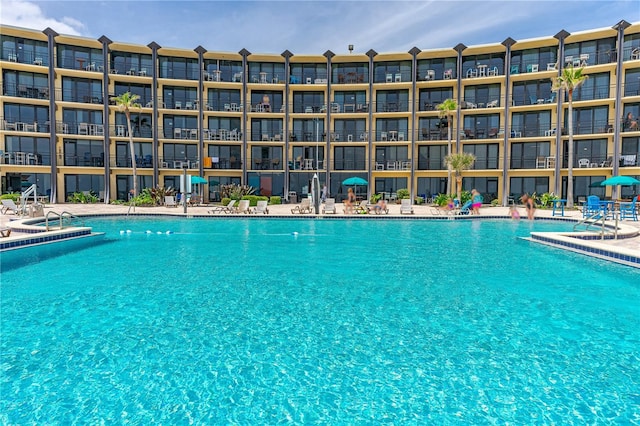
[
  {"left": 2, "top": 83, "right": 50, "bottom": 100},
  {"left": 2, "top": 118, "right": 51, "bottom": 133},
  {"left": 1, "top": 151, "right": 49, "bottom": 165},
  {"left": 3, "top": 49, "right": 49, "bottom": 66}
]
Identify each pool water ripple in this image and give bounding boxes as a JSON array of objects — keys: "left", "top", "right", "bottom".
[{"left": 1, "top": 218, "right": 639, "bottom": 423}]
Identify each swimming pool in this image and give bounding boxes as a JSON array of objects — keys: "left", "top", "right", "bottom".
[{"left": 2, "top": 218, "right": 639, "bottom": 423}]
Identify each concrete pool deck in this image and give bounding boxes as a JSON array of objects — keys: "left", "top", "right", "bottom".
[{"left": 1, "top": 202, "right": 639, "bottom": 266}]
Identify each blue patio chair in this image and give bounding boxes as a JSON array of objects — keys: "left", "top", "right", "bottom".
[
  {"left": 619, "top": 202, "right": 638, "bottom": 221},
  {"left": 583, "top": 195, "right": 601, "bottom": 218}
]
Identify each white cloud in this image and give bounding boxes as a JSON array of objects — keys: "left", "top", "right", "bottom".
[{"left": 0, "top": 0, "right": 86, "bottom": 35}]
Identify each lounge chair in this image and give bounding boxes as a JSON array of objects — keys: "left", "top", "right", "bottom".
[
  {"left": 188, "top": 195, "right": 202, "bottom": 206},
  {"left": 208, "top": 199, "right": 236, "bottom": 214},
  {"left": 0, "top": 227, "right": 11, "bottom": 237},
  {"left": 165, "top": 195, "right": 177, "bottom": 207},
  {"left": 1, "top": 199, "right": 25, "bottom": 215},
  {"left": 251, "top": 200, "right": 269, "bottom": 214},
  {"left": 367, "top": 202, "right": 389, "bottom": 214},
  {"left": 458, "top": 200, "right": 472, "bottom": 215},
  {"left": 322, "top": 198, "right": 337, "bottom": 214},
  {"left": 234, "top": 199, "right": 251, "bottom": 214},
  {"left": 291, "top": 198, "right": 312, "bottom": 214},
  {"left": 354, "top": 200, "right": 369, "bottom": 214},
  {"left": 400, "top": 198, "right": 414, "bottom": 214}
]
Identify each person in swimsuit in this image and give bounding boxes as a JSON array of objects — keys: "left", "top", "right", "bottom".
[
  {"left": 521, "top": 194, "right": 535, "bottom": 220},
  {"left": 471, "top": 189, "right": 483, "bottom": 215}
]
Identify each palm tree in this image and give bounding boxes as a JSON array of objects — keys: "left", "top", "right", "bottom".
[
  {"left": 444, "top": 151, "right": 476, "bottom": 201},
  {"left": 112, "top": 92, "right": 141, "bottom": 197},
  {"left": 437, "top": 98, "right": 458, "bottom": 195},
  {"left": 552, "top": 65, "right": 588, "bottom": 208}
]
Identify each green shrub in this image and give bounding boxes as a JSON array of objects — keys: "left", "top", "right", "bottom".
[
  {"left": 240, "top": 195, "right": 268, "bottom": 206},
  {"left": 491, "top": 198, "right": 500, "bottom": 206},
  {"left": 415, "top": 196, "right": 424, "bottom": 205},
  {"left": 269, "top": 196, "right": 281, "bottom": 205},
  {"left": 220, "top": 197, "right": 231, "bottom": 206},
  {"left": 370, "top": 193, "right": 382, "bottom": 203},
  {"left": 0, "top": 193, "right": 20, "bottom": 202},
  {"left": 537, "top": 192, "right": 559, "bottom": 208},
  {"left": 396, "top": 188, "right": 410, "bottom": 199},
  {"left": 68, "top": 191, "right": 98, "bottom": 203},
  {"left": 433, "top": 193, "right": 450, "bottom": 206}
]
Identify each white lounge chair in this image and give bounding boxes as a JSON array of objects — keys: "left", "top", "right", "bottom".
[
  {"left": 322, "top": 198, "right": 337, "bottom": 214},
  {"left": 234, "top": 199, "right": 251, "bottom": 214},
  {"left": 164, "top": 195, "right": 177, "bottom": 207},
  {"left": 208, "top": 199, "right": 236, "bottom": 214},
  {"left": 251, "top": 200, "right": 269, "bottom": 214},
  {"left": 1, "top": 199, "right": 26, "bottom": 215},
  {"left": 291, "top": 198, "right": 312, "bottom": 214},
  {"left": 400, "top": 198, "right": 414, "bottom": 214}
]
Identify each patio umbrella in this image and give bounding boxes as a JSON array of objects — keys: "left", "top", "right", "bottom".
[
  {"left": 342, "top": 176, "right": 368, "bottom": 186},
  {"left": 599, "top": 176, "right": 640, "bottom": 187},
  {"left": 342, "top": 176, "right": 368, "bottom": 200},
  {"left": 191, "top": 176, "right": 207, "bottom": 184},
  {"left": 589, "top": 180, "right": 606, "bottom": 188}
]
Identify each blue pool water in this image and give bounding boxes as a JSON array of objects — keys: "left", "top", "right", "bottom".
[{"left": 1, "top": 218, "right": 639, "bottom": 423}]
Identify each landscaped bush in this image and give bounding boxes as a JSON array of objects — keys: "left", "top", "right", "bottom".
[
  {"left": 220, "top": 197, "right": 231, "bottom": 206},
  {"left": 68, "top": 191, "right": 99, "bottom": 203},
  {"left": 269, "top": 196, "right": 281, "bottom": 205},
  {"left": 396, "top": 188, "right": 410, "bottom": 200},
  {"left": 0, "top": 193, "right": 20, "bottom": 202},
  {"left": 241, "top": 195, "right": 269, "bottom": 206},
  {"left": 415, "top": 196, "right": 424, "bottom": 205}
]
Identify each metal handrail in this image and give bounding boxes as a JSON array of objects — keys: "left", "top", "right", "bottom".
[
  {"left": 45, "top": 210, "right": 83, "bottom": 231},
  {"left": 573, "top": 210, "right": 614, "bottom": 240}
]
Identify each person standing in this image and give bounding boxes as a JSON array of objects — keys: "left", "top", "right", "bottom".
[
  {"left": 321, "top": 184, "right": 327, "bottom": 202},
  {"left": 521, "top": 194, "right": 536, "bottom": 220},
  {"left": 344, "top": 187, "right": 356, "bottom": 214},
  {"left": 471, "top": 189, "right": 483, "bottom": 215}
]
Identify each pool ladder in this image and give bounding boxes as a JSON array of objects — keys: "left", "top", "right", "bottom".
[{"left": 45, "top": 211, "right": 83, "bottom": 231}]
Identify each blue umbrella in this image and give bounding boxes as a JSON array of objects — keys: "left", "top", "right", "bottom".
[
  {"left": 342, "top": 176, "right": 368, "bottom": 186},
  {"left": 599, "top": 176, "right": 640, "bottom": 186},
  {"left": 191, "top": 176, "right": 207, "bottom": 184}
]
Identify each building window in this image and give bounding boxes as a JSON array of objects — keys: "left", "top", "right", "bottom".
[
  {"left": 463, "top": 143, "right": 499, "bottom": 169},
  {"left": 510, "top": 142, "right": 550, "bottom": 169},
  {"left": 333, "top": 146, "right": 366, "bottom": 170},
  {"left": 417, "top": 145, "right": 447, "bottom": 170}
]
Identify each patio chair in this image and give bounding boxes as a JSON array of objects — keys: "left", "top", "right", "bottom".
[
  {"left": 0, "top": 227, "right": 11, "bottom": 238},
  {"left": 367, "top": 202, "right": 389, "bottom": 215},
  {"left": 208, "top": 199, "right": 236, "bottom": 214},
  {"left": 234, "top": 199, "right": 251, "bottom": 214},
  {"left": 400, "top": 198, "right": 414, "bottom": 214},
  {"left": 354, "top": 200, "right": 369, "bottom": 214},
  {"left": 458, "top": 200, "right": 472, "bottom": 215},
  {"left": 322, "top": 198, "right": 337, "bottom": 214},
  {"left": 1, "top": 199, "right": 26, "bottom": 215},
  {"left": 164, "top": 195, "right": 177, "bottom": 207},
  {"left": 291, "top": 198, "right": 312, "bottom": 214},
  {"left": 582, "top": 195, "right": 601, "bottom": 218},
  {"left": 251, "top": 200, "right": 269, "bottom": 214},
  {"left": 619, "top": 202, "right": 638, "bottom": 221}
]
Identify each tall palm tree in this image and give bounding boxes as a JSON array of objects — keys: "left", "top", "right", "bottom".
[
  {"left": 112, "top": 92, "right": 141, "bottom": 198},
  {"left": 552, "top": 65, "right": 588, "bottom": 208},
  {"left": 437, "top": 98, "right": 458, "bottom": 195},
  {"left": 444, "top": 151, "right": 476, "bottom": 200}
]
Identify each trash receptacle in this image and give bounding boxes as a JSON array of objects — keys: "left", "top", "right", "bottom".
[{"left": 288, "top": 191, "right": 297, "bottom": 203}]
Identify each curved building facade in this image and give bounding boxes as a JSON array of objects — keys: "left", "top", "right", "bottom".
[{"left": 1, "top": 21, "right": 639, "bottom": 204}]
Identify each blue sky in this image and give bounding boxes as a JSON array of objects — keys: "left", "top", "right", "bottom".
[{"left": 1, "top": 0, "right": 638, "bottom": 54}]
